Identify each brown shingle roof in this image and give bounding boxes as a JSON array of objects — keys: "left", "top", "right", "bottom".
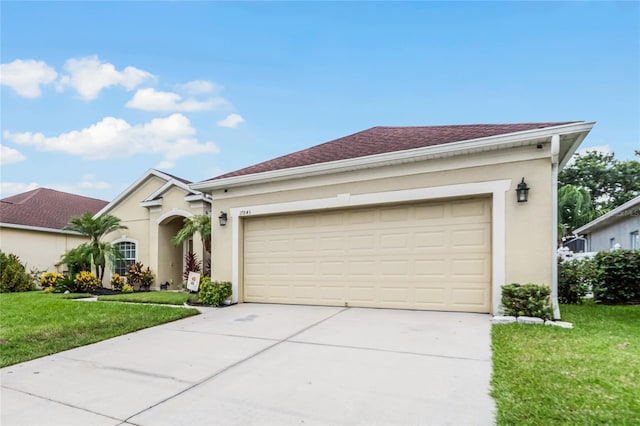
[
  {"left": 0, "top": 188, "right": 109, "bottom": 230},
  {"left": 157, "top": 170, "right": 192, "bottom": 185},
  {"left": 210, "top": 122, "right": 579, "bottom": 181}
]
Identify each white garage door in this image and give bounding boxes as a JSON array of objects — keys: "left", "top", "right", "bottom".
[{"left": 243, "top": 197, "right": 491, "bottom": 312}]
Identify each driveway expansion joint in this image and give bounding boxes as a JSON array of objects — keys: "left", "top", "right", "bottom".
[
  {"left": 286, "top": 339, "right": 491, "bottom": 362},
  {"left": 124, "top": 307, "right": 350, "bottom": 424},
  {"left": 1, "top": 385, "right": 125, "bottom": 424}
]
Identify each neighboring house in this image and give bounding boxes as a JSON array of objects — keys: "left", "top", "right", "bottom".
[
  {"left": 192, "top": 122, "right": 595, "bottom": 318},
  {"left": 0, "top": 188, "right": 108, "bottom": 272},
  {"left": 97, "top": 169, "right": 211, "bottom": 289},
  {"left": 573, "top": 195, "right": 640, "bottom": 252}
]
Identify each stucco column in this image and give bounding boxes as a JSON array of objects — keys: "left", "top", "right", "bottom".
[{"left": 148, "top": 210, "right": 160, "bottom": 290}]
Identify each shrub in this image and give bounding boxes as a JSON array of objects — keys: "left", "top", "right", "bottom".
[
  {"left": 121, "top": 283, "right": 134, "bottom": 293},
  {"left": 43, "top": 285, "right": 56, "bottom": 293},
  {"left": 0, "top": 251, "right": 34, "bottom": 293},
  {"left": 197, "top": 277, "right": 232, "bottom": 306},
  {"left": 74, "top": 271, "right": 101, "bottom": 292},
  {"left": 501, "top": 283, "right": 553, "bottom": 320},
  {"left": 126, "top": 262, "right": 154, "bottom": 291},
  {"left": 56, "top": 275, "right": 80, "bottom": 293},
  {"left": 557, "top": 257, "right": 596, "bottom": 304},
  {"left": 40, "top": 272, "right": 64, "bottom": 289},
  {"left": 110, "top": 273, "right": 125, "bottom": 290},
  {"left": 593, "top": 249, "right": 640, "bottom": 304}
]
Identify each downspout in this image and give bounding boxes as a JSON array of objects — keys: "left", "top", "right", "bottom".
[{"left": 550, "top": 134, "right": 561, "bottom": 319}]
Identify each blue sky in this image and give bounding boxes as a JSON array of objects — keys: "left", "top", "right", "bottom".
[{"left": 1, "top": 1, "right": 638, "bottom": 201}]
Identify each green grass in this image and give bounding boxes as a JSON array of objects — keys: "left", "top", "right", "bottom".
[
  {"left": 97, "top": 291, "right": 191, "bottom": 305},
  {"left": 492, "top": 303, "right": 640, "bottom": 425},
  {"left": 0, "top": 291, "right": 199, "bottom": 368}
]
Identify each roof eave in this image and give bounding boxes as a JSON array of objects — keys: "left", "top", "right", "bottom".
[
  {"left": 191, "top": 121, "right": 595, "bottom": 192},
  {"left": 0, "top": 222, "right": 86, "bottom": 236},
  {"left": 573, "top": 195, "right": 640, "bottom": 235}
]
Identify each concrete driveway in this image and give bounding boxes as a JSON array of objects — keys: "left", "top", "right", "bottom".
[{"left": 1, "top": 304, "right": 495, "bottom": 425}]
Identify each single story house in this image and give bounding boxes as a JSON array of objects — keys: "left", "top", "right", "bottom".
[
  {"left": 192, "top": 122, "right": 595, "bottom": 318},
  {"left": 0, "top": 188, "right": 108, "bottom": 272},
  {"left": 573, "top": 195, "right": 640, "bottom": 251},
  {"left": 98, "top": 169, "right": 211, "bottom": 289}
]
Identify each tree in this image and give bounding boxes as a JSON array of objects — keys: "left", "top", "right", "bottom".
[
  {"left": 63, "top": 213, "right": 128, "bottom": 281},
  {"left": 172, "top": 214, "right": 211, "bottom": 253},
  {"left": 559, "top": 151, "right": 640, "bottom": 211},
  {"left": 557, "top": 185, "right": 597, "bottom": 238}
]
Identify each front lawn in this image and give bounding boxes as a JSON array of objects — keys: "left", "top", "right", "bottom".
[
  {"left": 98, "top": 291, "right": 191, "bottom": 305},
  {"left": 0, "top": 292, "right": 199, "bottom": 368},
  {"left": 492, "top": 303, "right": 640, "bottom": 425}
]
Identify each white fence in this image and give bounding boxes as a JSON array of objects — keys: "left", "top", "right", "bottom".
[{"left": 557, "top": 246, "right": 597, "bottom": 262}]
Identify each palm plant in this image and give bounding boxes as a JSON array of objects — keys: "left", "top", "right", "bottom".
[
  {"left": 172, "top": 214, "right": 211, "bottom": 253},
  {"left": 63, "top": 212, "right": 128, "bottom": 281},
  {"left": 557, "top": 185, "right": 600, "bottom": 238}
]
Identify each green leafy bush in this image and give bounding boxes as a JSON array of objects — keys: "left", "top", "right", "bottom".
[
  {"left": 557, "top": 257, "right": 596, "bottom": 304},
  {"left": 0, "top": 251, "right": 34, "bottom": 293},
  {"left": 197, "top": 277, "right": 232, "bottom": 306},
  {"left": 56, "top": 275, "right": 79, "bottom": 293},
  {"left": 501, "top": 283, "right": 553, "bottom": 320},
  {"left": 593, "top": 250, "right": 640, "bottom": 304},
  {"left": 121, "top": 283, "right": 134, "bottom": 293}
]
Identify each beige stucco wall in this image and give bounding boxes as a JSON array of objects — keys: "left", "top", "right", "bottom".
[
  {"left": 103, "top": 176, "right": 210, "bottom": 289},
  {"left": 0, "top": 227, "right": 89, "bottom": 273},
  {"left": 208, "top": 145, "right": 554, "bottom": 305}
]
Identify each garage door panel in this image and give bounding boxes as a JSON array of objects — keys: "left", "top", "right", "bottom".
[
  {"left": 243, "top": 197, "right": 491, "bottom": 313},
  {"left": 320, "top": 236, "right": 346, "bottom": 252},
  {"left": 414, "top": 203, "right": 446, "bottom": 220},
  {"left": 348, "top": 235, "right": 377, "bottom": 252}
]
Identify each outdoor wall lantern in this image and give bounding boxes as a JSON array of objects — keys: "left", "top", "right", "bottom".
[
  {"left": 218, "top": 211, "right": 228, "bottom": 226},
  {"left": 516, "top": 178, "right": 530, "bottom": 203}
]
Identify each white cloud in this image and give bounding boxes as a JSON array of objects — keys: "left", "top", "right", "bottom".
[
  {"left": 126, "top": 88, "right": 227, "bottom": 112},
  {"left": 0, "top": 59, "right": 57, "bottom": 98},
  {"left": 577, "top": 144, "right": 610, "bottom": 156},
  {"left": 155, "top": 160, "right": 175, "bottom": 169},
  {"left": 177, "top": 80, "right": 220, "bottom": 94},
  {"left": 0, "top": 144, "right": 26, "bottom": 165},
  {"left": 217, "top": 113, "right": 245, "bottom": 128},
  {"left": 566, "top": 144, "right": 611, "bottom": 166},
  {"left": 3, "top": 113, "right": 219, "bottom": 165},
  {"left": 0, "top": 182, "right": 39, "bottom": 198},
  {"left": 57, "top": 55, "right": 153, "bottom": 100}
]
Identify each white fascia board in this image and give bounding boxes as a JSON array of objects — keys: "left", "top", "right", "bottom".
[
  {"left": 144, "top": 179, "right": 201, "bottom": 202},
  {"left": 192, "top": 121, "right": 595, "bottom": 192},
  {"left": 558, "top": 122, "right": 596, "bottom": 169},
  {"left": 94, "top": 169, "right": 170, "bottom": 218},
  {"left": 184, "top": 193, "right": 212, "bottom": 204},
  {"left": 0, "top": 222, "right": 85, "bottom": 236},
  {"left": 140, "top": 199, "right": 163, "bottom": 208},
  {"left": 573, "top": 195, "right": 640, "bottom": 235}
]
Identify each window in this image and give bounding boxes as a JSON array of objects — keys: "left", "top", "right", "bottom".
[
  {"left": 114, "top": 241, "right": 136, "bottom": 276},
  {"left": 609, "top": 238, "right": 616, "bottom": 249},
  {"left": 631, "top": 231, "right": 639, "bottom": 250}
]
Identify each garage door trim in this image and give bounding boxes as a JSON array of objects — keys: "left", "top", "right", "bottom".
[{"left": 230, "top": 179, "right": 511, "bottom": 314}]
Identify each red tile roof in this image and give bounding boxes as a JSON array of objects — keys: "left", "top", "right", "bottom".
[
  {"left": 209, "top": 122, "right": 580, "bottom": 181},
  {"left": 0, "top": 188, "right": 109, "bottom": 230}
]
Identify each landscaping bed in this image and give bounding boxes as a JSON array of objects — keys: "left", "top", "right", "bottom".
[{"left": 491, "top": 303, "right": 640, "bottom": 425}]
